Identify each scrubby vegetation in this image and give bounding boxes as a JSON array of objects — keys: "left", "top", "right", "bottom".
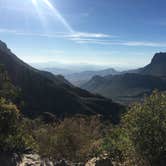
[
  {"left": 27, "top": 91, "right": 166, "bottom": 165},
  {"left": 0, "top": 91, "right": 165, "bottom": 165},
  {"left": 0, "top": 67, "right": 166, "bottom": 165},
  {"left": 103, "top": 91, "right": 166, "bottom": 166},
  {"left": 24, "top": 116, "right": 105, "bottom": 162}
]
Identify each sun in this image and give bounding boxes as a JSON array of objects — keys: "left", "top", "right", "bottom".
[{"left": 32, "top": 0, "right": 37, "bottom": 5}]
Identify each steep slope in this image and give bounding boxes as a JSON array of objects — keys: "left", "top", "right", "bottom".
[
  {"left": 139, "top": 52, "right": 166, "bottom": 76},
  {"left": 0, "top": 40, "right": 123, "bottom": 123},
  {"left": 66, "top": 68, "right": 119, "bottom": 86},
  {"left": 82, "top": 53, "right": 166, "bottom": 104}
]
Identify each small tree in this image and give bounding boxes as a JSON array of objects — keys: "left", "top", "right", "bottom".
[{"left": 0, "top": 98, "right": 35, "bottom": 153}]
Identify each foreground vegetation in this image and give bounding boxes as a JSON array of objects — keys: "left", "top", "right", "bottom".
[
  {"left": 103, "top": 91, "right": 166, "bottom": 165},
  {"left": 0, "top": 90, "right": 166, "bottom": 165},
  {"left": 0, "top": 64, "right": 166, "bottom": 165}
]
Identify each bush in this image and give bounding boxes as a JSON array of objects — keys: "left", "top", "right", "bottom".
[
  {"left": 103, "top": 91, "right": 166, "bottom": 166},
  {"left": 123, "top": 91, "right": 166, "bottom": 165}
]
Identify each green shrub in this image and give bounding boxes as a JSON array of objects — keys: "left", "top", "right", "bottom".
[
  {"left": 103, "top": 91, "right": 166, "bottom": 166},
  {"left": 123, "top": 91, "right": 166, "bottom": 165},
  {"left": 0, "top": 98, "right": 35, "bottom": 153}
]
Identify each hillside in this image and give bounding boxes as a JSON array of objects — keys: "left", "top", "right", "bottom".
[
  {"left": 82, "top": 53, "right": 166, "bottom": 104},
  {"left": 0, "top": 40, "right": 123, "bottom": 123}
]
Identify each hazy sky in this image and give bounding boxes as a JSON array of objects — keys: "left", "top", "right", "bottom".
[{"left": 0, "top": 0, "right": 166, "bottom": 69}]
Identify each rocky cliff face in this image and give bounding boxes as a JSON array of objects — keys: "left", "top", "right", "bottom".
[
  {"left": 140, "top": 52, "right": 166, "bottom": 76},
  {"left": 151, "top": 52, "right": 166, "bottom": 65}
]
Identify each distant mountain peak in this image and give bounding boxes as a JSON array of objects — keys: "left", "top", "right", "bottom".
[
  {"left": 139, "top": 52, "right": 166, "bottom": 76},
  {"left": 82, "top": 52, "right": 166, "bottom": 104},
  {"left": 151, "top": 52, "right": 166, "bottom": 65},
  {"left": 65, "top": 68, "right": 119, "bottom": 86}
]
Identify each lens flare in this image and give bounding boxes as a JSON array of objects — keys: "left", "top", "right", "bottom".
[
  {"left": 31, "top": 0, "right": 48, "bottom": 30},
  {"left": 42, "top": 0, "right": 74, "bottom": 33},
  {"left": 32, "top": 0, "right": 74, "bottom": 33}
]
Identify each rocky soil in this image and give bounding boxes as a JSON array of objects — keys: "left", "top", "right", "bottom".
[{"left": 0, "top": 153, "right": 113, "bottom": 166}]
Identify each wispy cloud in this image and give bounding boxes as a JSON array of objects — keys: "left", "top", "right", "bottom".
[
  {"left": 0, "top": 28, "right": 112, "bottom": 39},
  {"left": 66, "top": 32, "right": 111, "bottom": 38},
  {"left": 122, "top": 41, "right": 166, "bottom": 47},
  {"left": 72, "top": 38, "right": 166, "bottom": 47},
  {"left": 1, "top": 28, "right": 166, "bottom": 47},
  {"left": 0, "top": 28, "right": 18, "bottom": 33},
  {"left": 0, "top": 1, "right": 113, "bottom": 44},
  {"left": 0, "top": 28, "right": 66, "bottom": 38}
]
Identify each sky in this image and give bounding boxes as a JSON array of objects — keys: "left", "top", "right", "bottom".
[{"left": 0, "top": 0, "right": 166, "bottom": 69}]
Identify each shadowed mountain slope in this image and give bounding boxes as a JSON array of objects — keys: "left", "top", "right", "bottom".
[{"left": 0, "top": 40, "right": 123, "bottom": 123}]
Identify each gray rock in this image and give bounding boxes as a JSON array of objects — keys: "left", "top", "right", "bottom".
[
  {"left": 54, "top": 160, "right": 69, "bottom": 166},
  {"left": 86, "top": 157, "right": 113, "bottom": 166}
]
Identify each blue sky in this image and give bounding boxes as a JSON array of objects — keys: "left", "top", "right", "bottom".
[{"left": 0, "top": 0, "right": 166, "bottom": 69}]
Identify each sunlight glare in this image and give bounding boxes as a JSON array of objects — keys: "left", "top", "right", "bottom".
[
  {"left": 31, "top": 0, "right": 48, "bottom": 30},
  {"left": 42, "top": 0, "right": 74, "bottom": 33},
  {"left": 32, "top": 0, "right": 37, "bottom": 6}
]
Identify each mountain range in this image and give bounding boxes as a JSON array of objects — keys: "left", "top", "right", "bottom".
[
  {"left": 81, "top": 53, "right": 166, "bottom": 104},
  {"left": 66, "top": 68, "right": 119, "bottom": 86},
  {"left": 64, "top": 53, "right": 166, "bottom": 86},
  {"left": 0, "top": 40, "right": 123, "bottom": 123}
]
